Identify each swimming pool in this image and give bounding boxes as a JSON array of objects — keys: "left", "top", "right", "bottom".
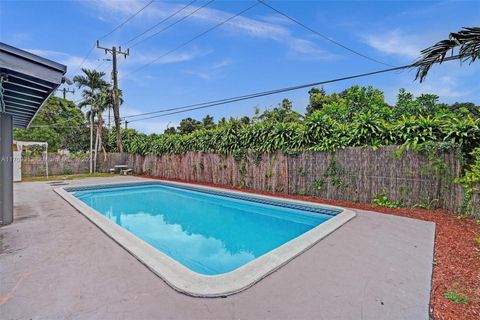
[{"left": 56, "top": 180, "right": 355, "bottom": 296}]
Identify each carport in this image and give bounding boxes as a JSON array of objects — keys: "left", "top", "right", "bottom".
[{"left": 0, "top": 42, "right": 66, "bottom": 225}]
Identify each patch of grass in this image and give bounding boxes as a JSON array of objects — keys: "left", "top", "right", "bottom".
[
  {"left": 21, "top": 173, "right": 113, "bottom": 182},
  {"left": 63, "top": 168, "right": 74, "bottom": 175},
  {"left": 443, "top": 290, "right": 469, "bottom": 304},
  {"left": 413, "top": 197, "right": 439, "bottom": 210}
]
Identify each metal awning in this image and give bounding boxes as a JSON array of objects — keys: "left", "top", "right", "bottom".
[{"left": 0, "top": 42, "right": 67, "bottom": 128}]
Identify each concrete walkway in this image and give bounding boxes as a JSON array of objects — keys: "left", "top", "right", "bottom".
[{"left": 0, "top": 177, "right": 435, "bottom": 320}]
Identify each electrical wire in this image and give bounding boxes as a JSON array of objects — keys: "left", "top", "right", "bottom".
[
  {"left": 125, "top": 54, "right": 461, "bottom": 122},
  {"left": 69, "top": 0, "right": 155, "bottom": 77},
  {"left": 32, "top": 55, "right": 460, "bottom": 128},
  {"left": 257, "top": 0, "right": 394, "bottom": 67},
  {"left": 125, "top": 1, "right": 260, "bottom": 77},
  {"left": 127, "top": 67, "right": 407, "bottom": 122},
  {"left": 128, "top": 0, "right": 215, "bottom": 49},
  {"left": 69, "top": 44, "right": 96, "bottom": 77},
  {"left": 121, "top": 0, "right": 199, "bottom": 48},
  {"left": 98, "top": 0, "right": 155, "bottom": 41}
]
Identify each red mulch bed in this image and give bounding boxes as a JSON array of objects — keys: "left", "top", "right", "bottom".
[{"left": 138, "top": 176, "right": 480, "bottom": 320}]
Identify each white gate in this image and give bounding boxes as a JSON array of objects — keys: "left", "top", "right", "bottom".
[{"left": 13, "top": 151, "right": 21, "bottom": 182}]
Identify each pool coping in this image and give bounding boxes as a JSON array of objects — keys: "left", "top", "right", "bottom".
[{"left": 54, "top": 179, "right": 356, "bottom": 297}]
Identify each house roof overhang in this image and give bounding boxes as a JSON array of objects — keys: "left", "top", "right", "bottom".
[{"left": 0, "top": 42, "right": 67, "bottom": 128}]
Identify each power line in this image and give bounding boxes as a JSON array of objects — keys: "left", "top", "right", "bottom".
[
  {"left": 125, "top": 1, "right": 260, "bottom": 77},
  {"left": 257, "top": 0, "right": 395, "bottom": 68},
  {"left": 128, "top": 0, "right": 214, "bottom": 49},
  {"left": 122, "top": 0, "right": 199, "bottom": 48},
  {"left": 128, "top": 0, "right": 213, "bottom": 49},
  {"left": 30, "top": 114, "right": 86, "bottom": 128},
  {"left": 127, "top": 68, "right": 406, "bottom": 122},
  {"left": 125, "top": 55, "right": 460, "bottom": 123},
  {"left": 98, "top": 0, "right": 155, "bottom": 41},
  {"left": 69, "top": 0, "right": 154, "bottom": 77},
  {"left": 32, "top": 55, "right": 460, "bottom": 128},
  {"left": 30, "top": 111, "right": 116, "bottom": 128},
  {"left": 69, "top": 44, "right": 96, "bottom": 77}
]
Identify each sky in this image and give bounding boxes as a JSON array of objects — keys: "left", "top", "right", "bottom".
[{"left": 1, "top": 0, "right": 479, "bottom": 133}]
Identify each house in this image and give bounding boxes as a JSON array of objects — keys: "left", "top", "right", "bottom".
[{"left": 0, "top": 42, "right": 66, "bottom": 225}]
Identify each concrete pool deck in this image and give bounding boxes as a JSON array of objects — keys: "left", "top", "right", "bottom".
[{"left": 0, "top": 176, "right": 435, "bottom": 320}]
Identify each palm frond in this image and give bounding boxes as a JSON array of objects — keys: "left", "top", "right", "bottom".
[{"left": 414, "top": 27, "right": 480, "bottom": 82}]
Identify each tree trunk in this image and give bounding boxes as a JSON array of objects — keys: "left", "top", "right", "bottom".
[
  {"left": 94, "top": 120, "right": 99, "bottom": 174},
  {"left": 89, "top": 112, "right": 93, "bottom": 174},
  {"left": 112, "top": 89, "right": 123, "bottom": 153}
]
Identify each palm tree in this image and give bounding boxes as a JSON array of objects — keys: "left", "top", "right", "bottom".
[
  {"left": 99, "top": 87, "right": 123, "bottom": 131},
  {"left": 82, "top": 91, "right": 110, "bottom": 164},
  {"left": 97, "top": 87, "right": 124, "bottom": 159},
  {"left": 414, "top": 27, "right": 480, "bottom": 82},
  {"left": 73, "top": 69, "right": 109, "bottom": 173}
]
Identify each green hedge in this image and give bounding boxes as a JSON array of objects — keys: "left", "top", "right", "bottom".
[{"left": 108, "top": 112, "right": 480, "bottom": 157}]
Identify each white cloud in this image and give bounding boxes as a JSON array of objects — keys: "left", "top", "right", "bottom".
[
  {"left": 127, "top": 46, "right": 212, "bottom": 66},
  {"left": 258, "top": 14, "right": 295, "bottom": 26},
  {"left": 24, "top": 48, "right": 102, "bottom": 72},
  {"left": 86, "top": 0, "right": 334, "bottom": 59},
  {"left": 363, "top": 30, "right": 423, "bottom": 59},
  {"left": 92, "top": 0, "right": 159, "bottom": 19},
  {"left": 182, "top": 58, "right": 235, "bottom": 80},
  {"left": 383, "top": 62, "right": 480, "bottom": 104},
  {"left": 287, "top": 38, "right": 337, "bottom": 60},
  {"left": 406, "top": 81, "right": 468, "bottom": 99},
  {"left": 182, "top": 69, "right": 211, "bottom": 80},
  {"left": 131, "top": 120, "right": 178, "bottom": 134}
]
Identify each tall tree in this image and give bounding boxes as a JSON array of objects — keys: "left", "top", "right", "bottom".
[
  {"left": 177, "top": 117, "right": 202, "bottom": 134},
  {"left": 305, "top": 87, "right": 343, "bottom": 116},
  {"left": 414, "top": 27, "right": 480, "bottom": 82},
  {"left": 73, "top": 69, "right": 109, "bottom": 172},
  {"left": 254, "top": 98, "right": 302, "bottom": 123},
  {"left": 14, "top": 97, "right": 88, "bottom": 152},
  {"left": 202, "top": 115, "right": 215, "bottom": 130}
]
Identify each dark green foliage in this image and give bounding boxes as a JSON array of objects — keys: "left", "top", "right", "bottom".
[
  {"left": 202, "top": 114, "right": 216, "bottom": 130},
  {"left": 163, "top": 126, "right": 177, "bottom": 135},
  {"left": 253, "top": 98, "right": 302, "bottom": 123},
  {"left": 14, "top": 127, "right": 61, "bottom": 151},
  {"left": 111, "top": 86, "right": 480, "bottom": 159},
  {"left": 177, "top": 117, "right": 202, "bottom": 134},
  {"left": 13, "top": 97, "right": 88, "bottom": 152}
]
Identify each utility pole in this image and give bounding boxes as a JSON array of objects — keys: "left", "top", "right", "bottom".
[
  {"left": 96, "top": 41, "right": 129, "bottom": 153},
  {"left": 125, "top": 120, "right": 128, "bottom": 129},
  {"left": 59, "top": 87, "right": 75, "bottom": 100}
]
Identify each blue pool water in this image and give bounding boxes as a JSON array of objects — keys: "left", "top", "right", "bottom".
[{"left": 73, "top": 183, "right": 336, "bottom": 275}]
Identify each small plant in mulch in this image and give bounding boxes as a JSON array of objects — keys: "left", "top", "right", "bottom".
[
  {"left": 474, "top": 232, "right": 480, "bottom": 246},
  {"left": 372, "top": 190, "right": 400, "bottom": 208},
  {"left": 444, "top": 290, "right": 469, "bottom": 305},
  {"left": 414, "top": 197, "right": 439, "bottom": 210}
]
